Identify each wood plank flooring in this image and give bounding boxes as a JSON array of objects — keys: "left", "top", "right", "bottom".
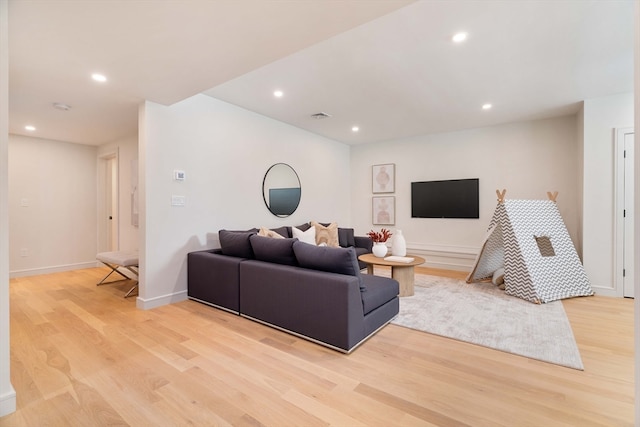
[{"left": 1, "top": 267, "right": 634, "bottom": 426}]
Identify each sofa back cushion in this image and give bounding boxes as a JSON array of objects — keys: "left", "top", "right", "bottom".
[
  {"left": 270, "top": 226, "right": 291, "bottom": 238},
  {"left": 218, "top": 229, "right": 258, "bottom": 258},
  {"left": 292, "top": 241, "right": 365, "bottom": 290},
  {"left": 249, "top": 235, "right": 298, "bottom": 266}
]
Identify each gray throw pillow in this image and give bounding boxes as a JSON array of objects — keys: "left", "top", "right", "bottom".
[
  {"left": 270, "top": 226, "right": 291, "bottom": 238},
  {"left": 292, "top": 241, "right": 365, "bottom": 291},
  {"left": 338, "top": 228, "right": 356, "bottom": 247},
  {"left": 218, "top": 229, "right": 258, "bottom": 258},
  {"left": 249, "top": 235, "right": 298, "bottom": 266},
  {"left": 295, "top": 223, "right": 311, "bottom": 232}
]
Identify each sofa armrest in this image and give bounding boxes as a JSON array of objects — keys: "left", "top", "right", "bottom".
[
  {"left": 354, "top": 236, "right": 373, "bottom": 252},
  {"left": 239, "top": 261, "right": 366, "bottom": 351},
  {"left": 187, "top": 250, "right": 243, "bottom": 313}
]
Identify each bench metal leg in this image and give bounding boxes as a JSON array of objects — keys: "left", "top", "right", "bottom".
[
  {"left": 97, "top": 262, "right": 130, "bottom": 285},
  {"left": 124, "top": 283, "right": 138, "bottom": 298},
  {"left": 97, "top": 262, "right": 139, "bottom": 298}
]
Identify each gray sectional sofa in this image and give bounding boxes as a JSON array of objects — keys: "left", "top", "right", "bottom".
[{"left": 187, "top": 225, "right": 399, "bottom": 353}]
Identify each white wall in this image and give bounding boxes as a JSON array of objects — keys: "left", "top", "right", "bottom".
[
  {"left": 0, "top": 0, "right": 16, "bottom": 416},
  {"left": 582, "top": 92, "right": 634, "bottom": 296},
  {"left": 8, "top": 135, "right": 98, "bottom": 277},
  {"left": 97, "top": 135, "right": 139, "bottom": 252},
  {"left": 351, "top": 115, "right": 581, "bottom": 271},
  {"left": 138, "top": 94, "right": 351, "bottom": 309}
]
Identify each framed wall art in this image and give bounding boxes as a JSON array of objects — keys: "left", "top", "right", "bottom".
[
  {"left": 372, "top": 163, "right": 395, "bottom": 193},
  {"left": 372, "top": 196, "right": 395, "bottom": 225}
]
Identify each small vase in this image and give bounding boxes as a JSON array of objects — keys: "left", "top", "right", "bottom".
[
  {"left": 391, "top": 229, "right": 407, "bottom": 256},
  {"left": 372, "top": 242, "right": 388, "bottom": 258}
]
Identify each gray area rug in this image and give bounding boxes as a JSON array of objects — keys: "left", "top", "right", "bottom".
[{"left": 388, "top": 274, "right": 584, "bottom": 370}]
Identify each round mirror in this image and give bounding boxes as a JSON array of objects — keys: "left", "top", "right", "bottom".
[{"left": 262, "top": 163, "right": 301, "bottom": 217}]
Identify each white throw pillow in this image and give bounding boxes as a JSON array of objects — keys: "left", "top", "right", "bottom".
[{"left": 292, "top": 226, "right": 316, "bottom": 245}]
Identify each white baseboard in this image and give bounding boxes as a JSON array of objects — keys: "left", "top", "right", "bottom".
[
  {"left": 0, "top": 387, "right": 16, "bottom": 417},
  {"left": 591, "top": 285, "right": 620, "bottom": 298},
  {"left": 9, "top": 261, "right": 98, "bottom": 278},
  {"left": 407, "top": 242, "right": 478, "bottom": 272},
  {"left": 136, "top": 289, "right": 188, "bottom": 310}
]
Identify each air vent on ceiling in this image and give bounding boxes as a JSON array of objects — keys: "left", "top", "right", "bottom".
[
  {"left": 53, "top": 102, "right": 72, "bottom": 111},
  {"left": 310, "top": 112, "right": 332, "bottom": 119}
]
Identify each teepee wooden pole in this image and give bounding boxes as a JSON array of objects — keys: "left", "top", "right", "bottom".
[
  {"left": 496, "top": 189, "right": 506, "bottom": 203},
  {"left": 547, "top": 191, "right": 559, "bottom": 202}
]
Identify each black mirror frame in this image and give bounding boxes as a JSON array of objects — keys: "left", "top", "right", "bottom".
[{"left": 262, "top": 163, "right": 301, "bottom": 218}]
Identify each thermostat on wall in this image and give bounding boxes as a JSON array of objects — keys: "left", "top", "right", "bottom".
[{"left": 174, "top": 170, "right": 186, "bottom": 181}]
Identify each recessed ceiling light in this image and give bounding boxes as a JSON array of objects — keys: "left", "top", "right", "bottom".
[
  {"left": 482, "top": 103, "right": 492, "bottom": 110},
  {"left": 273, "top": 90, "right": 284, "bottom": 98},
  {"left": 452, "top": 32, "right": 468, "bottom": 43},
  {"left": 25, "top": 125, "right": 36, "bottom": 131},
  {"left": 352, "top": 126, "right": 359, "bottom": 132},
  {"left": 91, "top": 73, "right": 107, "bottom": 82}
]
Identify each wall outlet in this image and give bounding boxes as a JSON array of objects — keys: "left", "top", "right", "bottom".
[{"left": 20, "top": 248, "right": 28, "bottom": 257}]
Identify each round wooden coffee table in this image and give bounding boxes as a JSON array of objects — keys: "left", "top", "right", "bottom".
[{"left": 358, "top": 253, "right": 425, "bottom": 297}]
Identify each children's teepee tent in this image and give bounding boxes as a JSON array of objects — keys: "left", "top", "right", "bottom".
[{"left": 467, "top": 190, "right": 593, "bottom": 304}]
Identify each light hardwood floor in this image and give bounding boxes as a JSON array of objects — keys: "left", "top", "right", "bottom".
[{"left": 1, "top": 267, "right": 634, "bottom": 426}]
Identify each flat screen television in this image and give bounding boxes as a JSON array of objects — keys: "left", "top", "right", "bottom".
[
  {"left": 411, "top": 178, "right": 479, "bottom": 219},
  {"left": 268, "top": 187, "right": 301, "bottom": 216}
]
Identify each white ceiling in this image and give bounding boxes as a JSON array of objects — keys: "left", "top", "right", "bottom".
[
  {"left": 9, "top": 0, "right": 634, "bottom": 146},
  {"left": 8, "top": 0, "right": 411, "bottom": 145}
]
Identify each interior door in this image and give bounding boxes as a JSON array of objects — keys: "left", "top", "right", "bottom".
[
  {"left": 623, "top": 132, "right": 635, "bottom": 298},
  {"left": 105, "top": 156, "right": 118, "bottom": 251}
]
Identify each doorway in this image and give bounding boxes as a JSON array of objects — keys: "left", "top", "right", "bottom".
[
  {"left": 614, "top": 128, "right": 635, "bottom": 298},
  {"left": 98, "top": 150, "right": 119, "bottom": 253}
]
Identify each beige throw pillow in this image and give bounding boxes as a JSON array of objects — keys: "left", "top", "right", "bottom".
[
  {"left": 258, "top": 227, "right": 285, "bottom": 239},
  {"left": 311, "top": 221, "right": 339, "bottom": 247}
]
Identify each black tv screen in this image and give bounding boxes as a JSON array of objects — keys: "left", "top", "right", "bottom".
[
  {"left": 268, "top": 187, "right": 301, "bottom": 216},
  {"left": 411, "top": 179, "right": 479, "bottom": 219}
]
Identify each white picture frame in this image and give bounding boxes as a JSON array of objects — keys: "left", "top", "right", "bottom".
[
  {"left": 372, "top": 163, "right": 395, "bottom": 193},
  {"left": 373, "top": 196, "right": 395, "bottom": 225}
]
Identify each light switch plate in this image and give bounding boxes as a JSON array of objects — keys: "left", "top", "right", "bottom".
[
  {"left": 171, "top": 195, "right": 186, "bottom": 206},
  {"left": 174, "top": 170, "right": 186, "bottom": 181}
]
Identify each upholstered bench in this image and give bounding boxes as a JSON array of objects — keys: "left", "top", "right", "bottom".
[{"left": 96, "top": 250, "right": 139, "bottom": 298}]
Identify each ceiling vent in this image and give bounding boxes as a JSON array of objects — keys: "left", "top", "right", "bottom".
[
  {"left": 53, "top": 102, "right": 72, "bottom": 111},
  {"left": 310, "top": 112, "right": 331, "bottom": 119}
]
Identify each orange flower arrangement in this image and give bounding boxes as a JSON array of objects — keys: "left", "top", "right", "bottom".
[{"left": 367, "top": 228, "right": 392, "bottom": 243}]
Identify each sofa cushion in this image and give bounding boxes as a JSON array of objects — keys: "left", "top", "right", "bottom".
[
  {"left": 360, "top": 275, "right": 399, "bottom": 315},
  {"left": 258, "top": 226, "right": 286, "bottom": 239},
  {"left": 293, "top": 241, "right": 365, "bottom": 290},
  {"left": 292, "top": 226, "right": 316, "bottom": 245},
  {"left": 311, "top": 221, "right": 339, "bottom": 247},
  {"left": 338, "top": 228, "right": 356, "bottom": 248},
  {"left": 218, "top": 229, "right": 258, "bottom": 258},
  {"left": 272, "top": 226, "right": 292, "bottom": 238},
  {"left": 295, "top": 223, "right": 311, "bottom": 232},
  {"left": 249, "top": 235, "right": 298, "bottom": 266}
]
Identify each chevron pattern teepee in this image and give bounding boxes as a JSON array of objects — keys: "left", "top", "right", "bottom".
[{"left": 467, "top": 198, "right": 593, "bottom": 304}]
